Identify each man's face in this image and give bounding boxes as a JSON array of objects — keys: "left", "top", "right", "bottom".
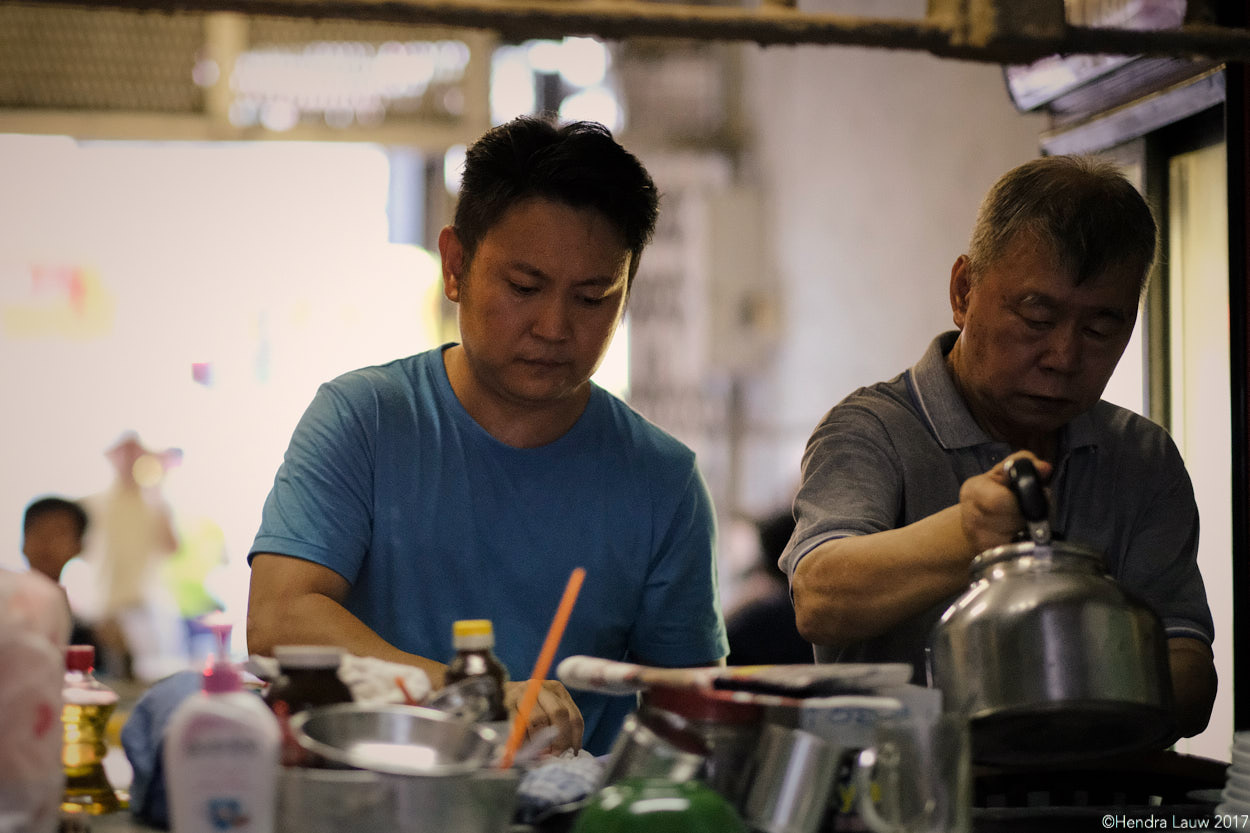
[
  {"left": 441, "top": 197, "right": 631, "bottom": 408},
  {"left": 949, "top": 235, "right": 1141, "bottom": 445},
  {"left": 23, "top": 511, "right": 82, "bottom": 582}
]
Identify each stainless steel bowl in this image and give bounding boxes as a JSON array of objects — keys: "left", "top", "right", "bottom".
[
  {"left": 276, "top": 761, "right": 521, "bottom": 833},
  {"left": 600, "top": 710, "right": 707, "bottom": 787},
  {"left": 290, "top": 703, "right": 500, "bottom": 776}
]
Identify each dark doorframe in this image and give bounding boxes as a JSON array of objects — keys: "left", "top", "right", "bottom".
[{"left": 1224, "top": 53, "right": 1249, "bottom": 733}]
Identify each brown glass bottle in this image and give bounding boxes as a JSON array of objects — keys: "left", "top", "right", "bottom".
[
  {"left": 265, "top": 645, "right": 353, "bottom": 714},
  {"left": 264, "top": 645, "right": 354, "bottom": 766},
  {"left": 444, "top": 619, "right": 509, "bottom": 723}
]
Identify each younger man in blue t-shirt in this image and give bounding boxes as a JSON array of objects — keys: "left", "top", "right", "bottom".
[{"left": 247, "top": 117, "right": 729, "bottom": 756}]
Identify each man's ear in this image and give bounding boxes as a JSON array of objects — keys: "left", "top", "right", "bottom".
[
  {"left": 950, "top": 255, "right": 973, "bottom": 330},
  {"left": 439, "top": 225, "right": 465, "bottom": 302}
]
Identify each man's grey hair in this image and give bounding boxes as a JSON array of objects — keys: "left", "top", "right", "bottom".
[{"left": 966, "top": 155, "right": 1158, "bottom": 293}]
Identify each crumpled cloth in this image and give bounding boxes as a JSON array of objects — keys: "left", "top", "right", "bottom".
[
  {"left": 514, "top": 751, "right": 606, "bottom": 824},
  {"left": 119, "top": 670, "right": 218, "bottom": 829},
  {"left": 336, "top": 654, "right": 431, "bottom": 705}
]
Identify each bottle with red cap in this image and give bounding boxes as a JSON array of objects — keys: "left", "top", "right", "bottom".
[
  {"left": 164, "top": 622, "right": 281, "bottom": 833},
  {"left": 60, "top": 644, "right": 121, "bottom": 814}
]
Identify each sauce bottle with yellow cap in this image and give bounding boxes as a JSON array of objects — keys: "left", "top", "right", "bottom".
[{"left": 444, "top": 619, "right": 509, "bottom": 723}]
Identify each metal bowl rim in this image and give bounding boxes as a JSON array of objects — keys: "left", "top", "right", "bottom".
[{"left": 289, "top": 702, "right": 499, "bottom": 777}]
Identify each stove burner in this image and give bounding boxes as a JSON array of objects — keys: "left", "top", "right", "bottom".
[{"left": 970, "top": 749, "right": 1227, "bottom": 831}]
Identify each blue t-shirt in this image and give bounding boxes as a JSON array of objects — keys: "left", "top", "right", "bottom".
[{"left": 250, "top": 345, "right": 728, "bottom": 754}]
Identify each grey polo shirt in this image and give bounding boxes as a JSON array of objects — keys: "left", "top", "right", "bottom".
[{"left": 781, "top": 331, "right": 1214, "bottom": 683}]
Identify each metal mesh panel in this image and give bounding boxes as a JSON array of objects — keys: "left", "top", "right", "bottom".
[
  {"left": 0, "top": 6, "right": 473, "bottom": 125},
  {"left": 0, "top": 5, "right": 204, "bottom": 111}
]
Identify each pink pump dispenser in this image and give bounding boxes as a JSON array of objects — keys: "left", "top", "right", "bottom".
[
  {"left": 200, "top": 620, "right": 242, "bottom": 694},
  {"left": 164, "top": 620, "right": 282, "bottom": 833}
]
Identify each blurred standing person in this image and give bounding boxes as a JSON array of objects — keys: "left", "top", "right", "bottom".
[
  {"left": 79, "top": 432, "right": 181, "bottom": 681},
  {"left": 162, "top": 514, "right": 229, "bottom": 664},
  {"left": 724, "top": 510, "right": 812, "bottom": 666}
]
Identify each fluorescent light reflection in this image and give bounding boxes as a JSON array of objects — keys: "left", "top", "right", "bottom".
[
  {"left": 228, "top": 39, "right": 470, "bottom": 130},
  {"left": 558, "top": 38, "right": 608, "bottom": 88},
  {"left": 492, "top": 39, "right": 622, "bottom": 131},
  {"left": 559, "top": 87, "right": 623, "bottom": 133}
]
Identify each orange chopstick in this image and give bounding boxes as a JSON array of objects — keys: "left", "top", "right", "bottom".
[
  {"left": 395, "top": 675, "right": 419, "bottom": 706},
  {"left": 498, "top": 566, "right": 586, "bottom": 769}
]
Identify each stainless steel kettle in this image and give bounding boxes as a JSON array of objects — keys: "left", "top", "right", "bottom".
[{"left": 928, "top": 458, "right": 1176, "bottom": 765}]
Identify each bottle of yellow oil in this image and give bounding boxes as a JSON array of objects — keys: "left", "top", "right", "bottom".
[{"left": 61, "top": 644, "right": 121, "bottom": 814}]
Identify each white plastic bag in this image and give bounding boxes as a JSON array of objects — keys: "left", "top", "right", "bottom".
[{"left": 0, "top": 569, "right": 72, "bottom": 833}]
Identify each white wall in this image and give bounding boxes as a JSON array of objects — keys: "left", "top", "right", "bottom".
[
  {"left": 735, "top": 0, "right": 1046, "bottom": 511},
  {"left": 1168, "top": 142, "right": 1233, "bottom": 762},
  {"left": 0, "top": 139, "right": 444, "bottom": 661}
]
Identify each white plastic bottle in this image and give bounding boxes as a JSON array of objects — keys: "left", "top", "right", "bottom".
[{"left": 163, "top": 637, "right": 281, "bottom": 833}]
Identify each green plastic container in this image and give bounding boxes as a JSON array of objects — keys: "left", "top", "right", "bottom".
[{"left": 570, "top": 777, "right": 748, "bottom": 833}]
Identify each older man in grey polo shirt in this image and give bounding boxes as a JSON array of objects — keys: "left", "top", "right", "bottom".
[{"left": 781, "top": 155, "right": 1217, "bottom": 739}]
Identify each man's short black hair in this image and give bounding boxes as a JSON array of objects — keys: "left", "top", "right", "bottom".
[
  {"left": 23, "top": 495, "right": 88, "bottom": 539},
  {"left": 452, "top": 116, "right": 660, "bottom": 289}
]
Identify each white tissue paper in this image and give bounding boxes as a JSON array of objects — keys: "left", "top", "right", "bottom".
[{"left": 337, "top": 654, "right": 432, "bottom": 705}]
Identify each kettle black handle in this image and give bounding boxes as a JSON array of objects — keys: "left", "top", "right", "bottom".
[{"left": 1004, "top": 457, "right": 1052, "bottom": 545}]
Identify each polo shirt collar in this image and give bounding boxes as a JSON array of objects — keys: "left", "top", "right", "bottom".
[{"left": 908, "top": 331, "right": 1099, "bottom": 454}]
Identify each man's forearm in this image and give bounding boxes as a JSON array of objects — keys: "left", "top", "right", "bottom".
[
  {"left": 247, "top": 592, "right": 449, "bottom": 688},
  {"left": 791, "top": 504, "right": 978, "bottom": 646},
  {"left": 1168, "top": 637, "right": 1217, "bottom": 738}
]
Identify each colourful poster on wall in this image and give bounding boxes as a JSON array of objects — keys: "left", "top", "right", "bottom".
[{"left": 1, "top": 263, "right": 114, "bottom": 339}]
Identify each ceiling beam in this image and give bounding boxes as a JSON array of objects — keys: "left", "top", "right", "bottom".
[{"left": 8, "top": 0, "right": 1250, "bottom": 64}]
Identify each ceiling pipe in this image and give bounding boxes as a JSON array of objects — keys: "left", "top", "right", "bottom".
[{"left": 7, "top": 0, "right": 1250, "bottom": 63}]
